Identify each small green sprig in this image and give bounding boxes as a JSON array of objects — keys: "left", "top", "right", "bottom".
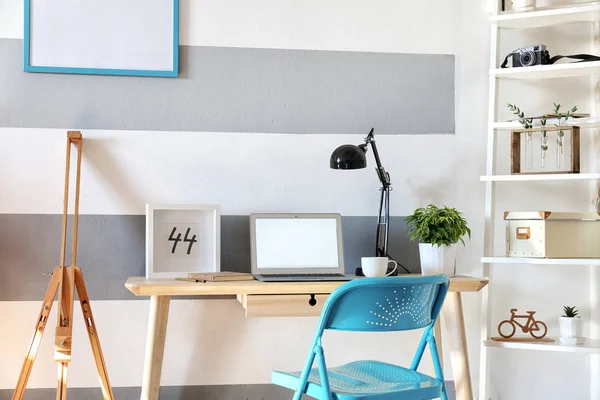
[
  {"left": 554, "top": 103, "right": 577, "bottom": 126},
  {"left": 554, "top": 103, "right": 578, "bottom": 140},
  {"left": 507, "top": 103, "right": 533, "bottom": 129},
  {"left": 562, "top": 305, "right": 579, "bottom": 318},
  {"left": 541, "top": 117, "right": 548, "bottom": 152}
]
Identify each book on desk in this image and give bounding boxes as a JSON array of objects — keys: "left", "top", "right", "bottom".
[{"left": 176, "top": 271, "right": 255, "bottom": 283}]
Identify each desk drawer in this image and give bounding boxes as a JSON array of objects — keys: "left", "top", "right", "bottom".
[{"left": 237, "top": 294, "right": 328, "bottom": 318}]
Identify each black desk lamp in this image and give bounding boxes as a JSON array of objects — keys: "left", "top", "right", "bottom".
[{"left": 330, "top": 128, "right": 392, "bottom": 266}]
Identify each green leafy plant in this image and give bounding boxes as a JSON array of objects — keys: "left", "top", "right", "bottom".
[
  {"left": 405, "top": 204, "right": 471, "bottom": 247},
  {"left": 553, "top": 103, "right": 577, "bottom": 127},
  {"left": 553, "top": 103, "right": 577, "bottom": 141},
  {"left": 562, "top": 305, "right": 579, "bottom": 318},
  {"left": 540, "top": 116, "right": 548, "bottom": 161},
  {"left": 508, "top": 104, "right": 535, "bottom": 160},
  {"left": 507, "top": 103, "right": 533, "bottom": 129},
  {"left": 553, "top": 103, "right": 577, "bottom": 167}
]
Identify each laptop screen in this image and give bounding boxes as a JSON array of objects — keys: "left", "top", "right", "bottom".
[{"left": 254, "top": 217, "right": 340, "bottom": 270}]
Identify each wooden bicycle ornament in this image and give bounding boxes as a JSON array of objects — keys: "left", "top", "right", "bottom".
[{"left": 497, "top": 308, "right": 549, "bottom": 340}]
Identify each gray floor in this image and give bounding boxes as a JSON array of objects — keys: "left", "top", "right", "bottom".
[{"left": 1, "top": 383, "right": 456, "bottom": 399}]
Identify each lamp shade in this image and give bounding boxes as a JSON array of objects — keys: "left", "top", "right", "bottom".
[{"left": 329, "top": 145, "right": 367, "bottom": 170}]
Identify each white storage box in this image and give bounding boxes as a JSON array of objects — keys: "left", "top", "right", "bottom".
[{"left": 505, "top": 211, "right": 600, "bottom": 258}]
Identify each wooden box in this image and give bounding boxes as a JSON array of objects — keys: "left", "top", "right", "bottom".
[
  {"left": 511, "top": 126, "right": 580, "bottom": 174},
  {"left": 505, "top": 211, "right": 600, "bottom": 258}
]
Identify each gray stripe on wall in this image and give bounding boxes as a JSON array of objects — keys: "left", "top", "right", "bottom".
[
  {"left": 0, "top": 39, "right": 455, "bottom": 134},
  {"left": 0, "top": 214, "right": 419, "bottom": 301},
  {"left": 0, "top": 383, "right": 456, "bottom": 399}
]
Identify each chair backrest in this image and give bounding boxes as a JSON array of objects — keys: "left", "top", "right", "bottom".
[{"left": 317, "top": 275, "right": 449, "bottom": 332}]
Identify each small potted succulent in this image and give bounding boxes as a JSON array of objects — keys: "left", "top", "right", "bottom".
[
  {"left": 405, "top": 204, "right": 471, "bottom": 276},
  {"left": 559, "top": 306, "right": 583, "bottom": 345}
]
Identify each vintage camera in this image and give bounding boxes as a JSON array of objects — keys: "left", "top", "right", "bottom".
[{"left": 508, "top": 45, "right": 550, "bottom": 67}]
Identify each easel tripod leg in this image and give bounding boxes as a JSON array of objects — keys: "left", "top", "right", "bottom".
[
  {"left": 74, "top": 267, "right": 115, "bottom": 400},
  {"left": 57, "top": 363, "right": 69, "bottom": 400},
  {"left": 12, "top": 267, "right": 61, "bottom": 400},
  {"left": 55, "top": 266, "right": 76, "bottom": 400}
]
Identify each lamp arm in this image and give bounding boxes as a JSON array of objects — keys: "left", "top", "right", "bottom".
[
  {"left": 361, "top": 128, "right": 393, "bottom": 260},
  {"left": 363, "top": 129, "right": 391, "bottom": 189}
]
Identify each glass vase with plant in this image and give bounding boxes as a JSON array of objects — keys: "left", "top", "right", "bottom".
[
  {"left": 553, "top": 103, "right": 577, "bottom": 168},
  {"left": 406, "top": 204, "right": 471, "bottom": 276},
  {"left": 507, "top": 103, "right": 534, "bottom": 168},
  {"left": 540, "top": 117, "right": 548, "bottom": 168}
]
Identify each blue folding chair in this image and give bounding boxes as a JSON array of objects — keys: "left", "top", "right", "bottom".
[{"left": 272, "top": 275, "right": 450, "bottom": 400}]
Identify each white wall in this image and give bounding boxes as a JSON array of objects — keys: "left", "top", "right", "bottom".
[
  {"left": 0, "top": 0, "right": 478, "bottom": 393},
  {"left": 5, "top": 0, "right": 595, "bottom": 399}
]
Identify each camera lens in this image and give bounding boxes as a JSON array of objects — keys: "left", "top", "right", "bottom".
[{"left": 520, "top": 51, "right": 537, "bottom": 66}]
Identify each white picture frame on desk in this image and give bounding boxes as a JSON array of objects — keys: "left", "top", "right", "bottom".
[{"left": 146, "top": 204, "right": 220, "bottom": 278}]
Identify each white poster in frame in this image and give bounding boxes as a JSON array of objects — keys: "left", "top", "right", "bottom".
[
  {"left": 146, "top": 204, "right": 220, "bottom": 278},
  {"left": 25, "top": 0, "right": 179, "bottom": 77}
]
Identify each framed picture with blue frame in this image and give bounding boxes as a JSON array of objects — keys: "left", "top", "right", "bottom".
[{"left": 24, "top": 0, "right": 179, "bottom": 78}]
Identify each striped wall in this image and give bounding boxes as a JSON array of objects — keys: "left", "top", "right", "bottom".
[
  {"left": 0, "top": 40, "right": 455, "bottom": 134},
  {"left": 0, "top": 0, "right": 477, "bottom": 399},
  {"left": 0, "top": 214, "right": 420, "bottom": 301}
]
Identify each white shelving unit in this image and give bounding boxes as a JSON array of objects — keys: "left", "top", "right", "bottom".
[
  {"left": 483, "top": 338, "right": 600, "bottom": 354},
  {"left": 480, "top": 173, "right": 600, "bottom": 181},
  {"left": 493, "top": 116, "right": 600, "bottom": 130},
  {"left": 491, "top": 60, "right": 600, "bottom": 79},
  {"left": 482, "top": 257, "right": 600, "bottom": 266},
  {"left": 490, "top": 3, "right": 600, "bottom": 29},
  {"left": 480, "top": 2, "right": 600, "bottom": 399}
]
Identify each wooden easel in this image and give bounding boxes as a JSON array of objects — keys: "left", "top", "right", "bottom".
[{"left": 12, "top": 131, "right": 114, "bottom": 400}]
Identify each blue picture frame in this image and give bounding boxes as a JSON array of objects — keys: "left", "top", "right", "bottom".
[{"left": 23, "top": 0, "right": 179, "bottom": 78}]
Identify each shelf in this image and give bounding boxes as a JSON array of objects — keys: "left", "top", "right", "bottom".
[
  {"left": 480, "top": 173, "right": 600, "bottom": 182},
  {"left": 490, "top": 3, "right": 600, "bottom": 29},
  {"left": 483, "top": 338, "right": 600, "bottom": 354},
  {"left": 493, "top": 117, "right": 600, "bottom": 130},
  {"left": 482, "top": 257, "right": 600, "bottom": 265},
  {"left": 491, "top": 61, "right": 600, "bottom": 80}
]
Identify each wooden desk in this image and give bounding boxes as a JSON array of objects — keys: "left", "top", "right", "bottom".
[{"left": 125, "top": 275, "right": 487, "bottom": 400}]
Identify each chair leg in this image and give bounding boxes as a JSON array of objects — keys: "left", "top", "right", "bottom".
[
  {"left": 315, "top": 346, "right": 331, "bottom": 400},
  {"left": 429, "top": 335, "right": 448, "bottom": 400},
  {"left": 410, "top": 325, "right": 432, "bottom": 371},
  {"left": 293, "top": 348, "right": 316, "bottom": 400}
]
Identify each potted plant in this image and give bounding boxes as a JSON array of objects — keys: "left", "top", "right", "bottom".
[
  {"left": 405, "top": 204, "right": 471, "bottom": 276},
  {"left": 559, "top": 306, "right": 583, "bottom": 345}
]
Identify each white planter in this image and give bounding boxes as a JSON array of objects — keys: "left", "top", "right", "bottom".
[
  {"left": 559, "top": 317, "right": 584, "bottom": 345},
  {"left": 418, "top": 243, "right": 457, "bottom": 276},
  {"left": 511, "top": 0, "right": 535, "bottom": 11}
]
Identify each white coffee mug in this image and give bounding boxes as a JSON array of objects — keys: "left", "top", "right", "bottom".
[{"left": 361, "top": 257, "right": 398, "bottom": 277}]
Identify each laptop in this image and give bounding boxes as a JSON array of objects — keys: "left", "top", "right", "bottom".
[{"left": 250, "top": 213, "right": 351, "bottom": 282}]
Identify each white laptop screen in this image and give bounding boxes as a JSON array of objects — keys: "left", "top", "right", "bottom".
[{"left": 255, "top": 217, "right": 340, "bottom": 269}]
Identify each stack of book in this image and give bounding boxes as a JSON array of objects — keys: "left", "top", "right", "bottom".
[{"left": 176, "top": 271, "right": 255, "bottom": 283}]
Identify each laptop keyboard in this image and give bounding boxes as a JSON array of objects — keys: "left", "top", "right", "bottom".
[{"left": 261, "top": 273, "right": 346, "bottom": 278}]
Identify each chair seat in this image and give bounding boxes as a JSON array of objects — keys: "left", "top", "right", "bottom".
[{"left": 272, "top": 360, "right": 442, "bottom": 400}]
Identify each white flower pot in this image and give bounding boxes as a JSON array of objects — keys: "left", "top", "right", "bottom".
[
  {"left": 418, "top": 243, "right": 457, "bottom": 276},
  {"left": 559, "top": 317, "right": 583, "bottom": 345},
  {"left": 511, "top": 0, "right": 535, "bottom": 11}
]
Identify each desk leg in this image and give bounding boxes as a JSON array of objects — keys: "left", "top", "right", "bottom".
[
  {"left": 434, "top": 319, "right": 444, "bottom": 369},
  {"left": 442, "top": 292, "right": 473, "bottom": 400},
  {"left": 141, "top": 296, "right": 171, "bottom": 400}
]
